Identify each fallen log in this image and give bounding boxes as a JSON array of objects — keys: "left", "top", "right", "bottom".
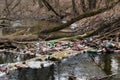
[
  {"left": 39, "top": 31, "right": 76, "bottom": 40},
  {"left": 0, "top": 41, "right": 17, "bottom": 49},
  {"left": 52, "top": 17, "right": 120, "bottom": 41},
  {"left": 40, "top": 0, "right": 120, "bottom": 33},
  {"left": 12, "top": 35, "right": 39, "bottom": 41},
  {"left": 94, "top": 27, "right": 120, "bottom": 41},
  {"left": 0, "top": 35, "right": 39, "bottom": 49},
  {"left": 0, "top": 35, "right": 39, "bottom": 43},
  {"left": 53, "top": 31, "right": 93, "bottom": 41}
]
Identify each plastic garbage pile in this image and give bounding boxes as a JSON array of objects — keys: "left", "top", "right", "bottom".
[{"left": 15, "top": 40, "right": 89, "bottom": 56}]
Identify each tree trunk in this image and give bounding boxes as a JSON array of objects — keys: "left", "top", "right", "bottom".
[
  {"left": 80, "top": 0, "right": 87, "bottom": 12},
  {"left": 88, "top": 0, "right": 97, "bottom": 10},
  {"left": 72, "top": 0, "right": 78, "bottom": 16},
  {"left": 38, "top": 0, "right": 43, "bottom": 8}
]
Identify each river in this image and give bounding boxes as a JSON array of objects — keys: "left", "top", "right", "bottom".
[{"left": 0, "top": 52, "right": 120, "bottom": 80}]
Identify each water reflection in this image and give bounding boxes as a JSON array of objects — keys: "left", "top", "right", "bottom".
[
  {"left": 1, "top": 53, "right": 106, "bottom": 80},
  {"left": 102, "top": 54, "right": 112, "bottom": 75},
  {"left": 3, "top": 65, "right": 55, "bottom": 80},
  {"left": 92, "top": 53, "right": 120, "bottom": 79},
  {"left": 0, "top": 52, "right": 35, "bottom": 64},
  {"left": 1, "top": 53, "right": 120, "bottom": 80},
  {"left": 54, "top": 53, "right": 106, "bottom": 80}
]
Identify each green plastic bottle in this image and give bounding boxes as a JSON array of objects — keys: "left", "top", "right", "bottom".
[
  {"left": 67, "top": 45, "right": 72, "bottom": 48},
  {"left": 45, "top": 55, "right": 50, "bottom": 61},
  {"left": 50, "top": 41, "right": 55, "bottom": 46}
]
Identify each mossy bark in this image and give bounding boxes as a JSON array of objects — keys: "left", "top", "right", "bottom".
[{"left": 39, "top": 31, "right": 76, "bottom": 40}]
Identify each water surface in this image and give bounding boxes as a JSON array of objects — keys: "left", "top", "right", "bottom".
[
  {"left": 1, "top": 53, "right": 120, "bottom": 80},
  {"left": 0, "top": 52, "right": 35, "bottom": 64}
]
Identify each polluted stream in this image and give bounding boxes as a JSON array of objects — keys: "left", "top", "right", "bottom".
[
  {"left": 0, "top": 22, "right": 120, "bottom": 80},
  {"left": 0, "top": 52, "right": 120, "bottom": 80}
]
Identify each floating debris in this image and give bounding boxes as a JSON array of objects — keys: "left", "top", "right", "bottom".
[{"left": 26, "top": 61, "right": 54, "bottom": 69}]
